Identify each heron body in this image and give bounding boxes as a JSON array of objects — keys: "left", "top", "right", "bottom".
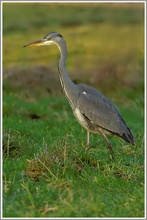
[{"left": 24, "top": 32, "right": 135, "bottom": 158}]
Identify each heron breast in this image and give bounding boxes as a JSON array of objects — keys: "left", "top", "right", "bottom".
[
  {"left": 74, "top": 108, "right": 88, "bottom": 130},
  {"left": 74, "top": 108, "right": 112, "bottom": 136}
]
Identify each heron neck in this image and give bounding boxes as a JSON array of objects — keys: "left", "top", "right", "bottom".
[{"left": 57, "top": 41, "right": 76, "bottom": 106}]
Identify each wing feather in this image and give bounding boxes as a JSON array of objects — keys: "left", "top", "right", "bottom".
[{"left": 76, "top": 84, "right": 128, "bottom": 136}]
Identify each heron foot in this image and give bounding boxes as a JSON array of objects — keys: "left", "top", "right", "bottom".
[
  {"left": 90, "top": 145, "right": 97, "bottom": 148},
  {"left": 107, "top": 143, "right": 114, "bottom": 159},
  {"left": 86, "top": 144, "right": 90, "bottom": 150}
]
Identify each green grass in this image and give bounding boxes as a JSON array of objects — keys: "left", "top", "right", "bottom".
[
  {"left": 3, "top": 2, "right": 144, "bottom": 218},
  {"left": 3, "top": 88, "right": 144, "bottom": 217}
]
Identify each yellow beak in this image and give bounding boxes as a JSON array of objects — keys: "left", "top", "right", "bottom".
[{"left": 23, "top": 39, "right": 45, "bottom": 47}]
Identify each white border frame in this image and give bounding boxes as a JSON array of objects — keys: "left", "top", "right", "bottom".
[{"left": 1, "top": 1, "right": 146, "bottom": 219}]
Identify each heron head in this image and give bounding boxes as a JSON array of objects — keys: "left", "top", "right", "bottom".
[{"left": 23, "top": 32, "right": 63, "bottom": 47}]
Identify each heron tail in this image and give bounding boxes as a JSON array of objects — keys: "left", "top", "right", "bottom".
[{"left": 121, "top": 127, "right": 135, "bottom": 145}]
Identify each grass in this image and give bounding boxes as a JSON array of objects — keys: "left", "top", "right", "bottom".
[
  {"left": 3, "top": 89, "right": 144, "bottom": 217},
  {"left": 2, "top": 2, "right": 144, "bottom": 218}
]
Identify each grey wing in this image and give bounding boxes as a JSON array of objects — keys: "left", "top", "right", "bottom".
[{"left": 76, "top": 84, "right": 131, "bottom": 138}]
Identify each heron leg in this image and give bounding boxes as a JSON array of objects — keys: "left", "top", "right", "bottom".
[
  {"left": 99, "top": 130, "right": 114, "bottom": 159},
  {"left": 87, "top": 130, "right": 90, "bottom": 147}
]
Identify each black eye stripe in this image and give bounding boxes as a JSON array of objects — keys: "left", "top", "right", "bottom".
[
  {"left": 44, "top": 32, "right": 62, "bottom": 40},
  {"left": 58, "top": 34, "right": 62, "bottom": 38}
]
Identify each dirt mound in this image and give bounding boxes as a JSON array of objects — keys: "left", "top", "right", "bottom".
[{"left": 3, "top": 65, "right": 62, "bottom": 95}]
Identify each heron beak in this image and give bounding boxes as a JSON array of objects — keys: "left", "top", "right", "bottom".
[{"left": 23, "top": 39, "right": 45, "bottom": 47}]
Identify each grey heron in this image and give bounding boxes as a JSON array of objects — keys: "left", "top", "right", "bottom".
[{"left": 24, "top": 32, "right": 135, "bottom": 159}]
